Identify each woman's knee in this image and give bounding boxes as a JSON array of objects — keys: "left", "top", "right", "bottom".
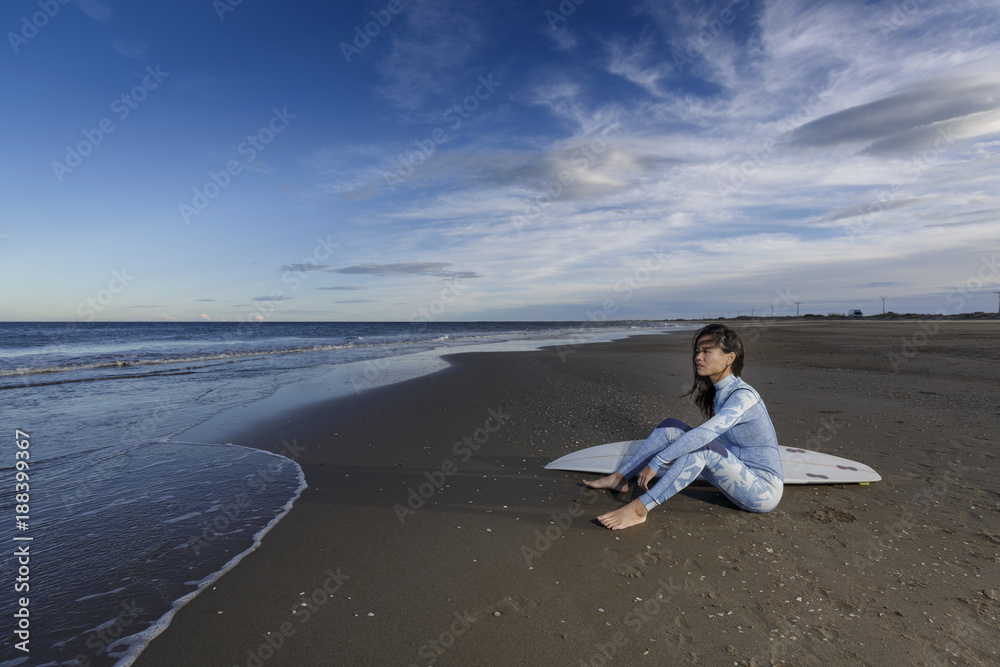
[
  {"left": 656, "top": 417, "right": 691, "bottom": 431},
  {"left": 747, "top": 489, "right": 782, "bottom": 513},
  {"left": 746, "top": 501, "right": 780, "bottom": 513}
]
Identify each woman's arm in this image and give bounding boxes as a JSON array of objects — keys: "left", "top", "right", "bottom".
[{"left": 648, "top": 388, "right": 760, "bottom": 471}]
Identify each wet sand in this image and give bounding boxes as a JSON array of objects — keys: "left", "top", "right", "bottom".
[{"left": 135, "top": 320, "right": 1000, "bottom": 666}]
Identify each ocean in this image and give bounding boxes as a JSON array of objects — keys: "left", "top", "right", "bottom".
[{"left": 0, "top": 320, "right": 683, "bottom": 666}]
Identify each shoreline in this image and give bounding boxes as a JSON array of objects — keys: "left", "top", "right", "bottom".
[
  {"left": 169, "top": 326, "right": 687, "bottom": 448},
  {"left": 135, "top": 321, "right": 1000, "bottom": 666},
  {"left": 116, "top": 443, "right": 309, "bottom": 667}
]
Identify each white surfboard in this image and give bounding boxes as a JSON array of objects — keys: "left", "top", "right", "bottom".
[{"left": 545, "top": 441, "right": 880, "bottom": 485}]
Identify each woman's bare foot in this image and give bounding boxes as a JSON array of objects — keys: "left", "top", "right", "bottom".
[
  {"left": 583, "top": 471, "right": 628, "bottom": 493},
  {"left": 597, "top": 498, "right": 648, "bottom": 530}
]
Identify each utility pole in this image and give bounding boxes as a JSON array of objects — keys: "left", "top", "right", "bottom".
[
  {"left": 880, "top": 295, "right": 887, "bottom": 315},
  {"left": 795, "top": 302, "right": 800, "bottom": 317},
  {"left": 995, "top": 291, "right": 1000, "bottom": 315}
]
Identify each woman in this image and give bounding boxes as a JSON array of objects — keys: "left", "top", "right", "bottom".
[{"left": 584, "top": 324, "right": 783, "bottom": 530}]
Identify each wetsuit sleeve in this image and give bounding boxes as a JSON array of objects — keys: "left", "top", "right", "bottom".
[{"left": 649, "top": 388, "right": 760, "bottom": 471}]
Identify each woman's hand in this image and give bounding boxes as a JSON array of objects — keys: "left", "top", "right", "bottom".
[{"left": 638, "top": 466, "right": 656, "bottom": 490}]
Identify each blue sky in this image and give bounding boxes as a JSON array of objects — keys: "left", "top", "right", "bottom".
[{"left": 2, "top": 0, "right": 999, "bottom": 322}]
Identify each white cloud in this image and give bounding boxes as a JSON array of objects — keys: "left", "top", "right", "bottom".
[
  {"left": 604, "top": 32, "right": 671, "bottom": 98},
  {"left": 294, "top": 0, "right": 1000, "bottom": 318},
  {"left": 546, "top": 25, "right": 578, "bottom": 52},
  {"left": 74, "top": 0, "right": 112, "bottom": 22},
  {"left": 374, "top": 0, "right": 487, "bottom": 111},
  {"left": 791, "top": 71, "right": 1000, "bottom": 154},
  {"left": 326, "top": 262, "right": 481, "bottom": 279},
  {"left": 113, "top": 40, "right": 149, "bottom": 60}
]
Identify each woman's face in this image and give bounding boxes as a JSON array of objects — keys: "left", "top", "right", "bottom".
[{"left": 694, "top": 334, "right": 735, "bottom": 382}]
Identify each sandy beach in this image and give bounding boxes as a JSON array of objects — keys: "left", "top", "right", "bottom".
[{"left": 134, "top": 320, "right": 1000, "bottom": 666}]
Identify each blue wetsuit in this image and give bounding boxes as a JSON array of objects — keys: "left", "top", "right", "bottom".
[{"left": 617, "top": 374, "right": 783, "bottom": 512}]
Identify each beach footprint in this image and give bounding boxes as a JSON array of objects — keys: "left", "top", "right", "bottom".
[
  {"left": 480, "top": 595, "right": 539, "bottom": 620},
  {"left": 602, "top": 545, "right": 668, "bottom": 578},
  {"left": 977, "top": 591, "right": 1000, "bottom": 628},
  {"left": 806, "top": 508, "right": 857, "bottom": 524}
]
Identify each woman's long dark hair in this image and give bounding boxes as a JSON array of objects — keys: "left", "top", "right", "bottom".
[{"left": 684, "top": 324, "right": 745, "bottom": 418}]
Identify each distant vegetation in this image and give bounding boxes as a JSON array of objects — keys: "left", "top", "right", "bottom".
[{"left": 667, "top": 312, "right": 999, "bottom": 322}]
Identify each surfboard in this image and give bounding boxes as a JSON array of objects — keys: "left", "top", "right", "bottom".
[{"left": 544, "top": 441, "right": 880, "bottom": 485}]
